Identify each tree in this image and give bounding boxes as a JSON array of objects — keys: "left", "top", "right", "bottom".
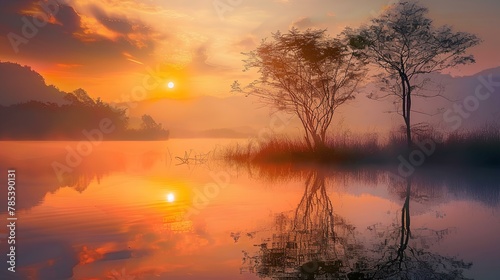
[
  {"left": 141, "top": 114, "right": 162, "bottom": 131},
  {"left": 233, "top": 29, "right": 366, "bottom": 151},
  {"left": 350, "top": 1, "right": 481, "bottom": 148},
  {"left": 71, "top": 88, "right": 95, "bottom": 106}
]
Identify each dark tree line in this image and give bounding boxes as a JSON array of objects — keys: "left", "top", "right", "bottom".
[{"left": 0, "top": 89, "right": 168, "bottom": 140}]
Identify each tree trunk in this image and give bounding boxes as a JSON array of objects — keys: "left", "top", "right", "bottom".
[
  {"left": 405, "top": 83, "right": 412, "bottom": 149},
  {"left": 304, "top": 126, "right": 326, "bottom": 152},
  {"left": 397, "top": 178, "right": 412, "bottom": 265},
  {"left": 405, "top": 119, "right": 412, "bottom": 149},
  {"left": 400, "top": 72, "right": 413, "bottom": 150},
  {"left": 312, "top": 132, "right": 325, "bottom": 151},
  {"left": 304, "top": 135, "right": 313, "bottom": 151}
]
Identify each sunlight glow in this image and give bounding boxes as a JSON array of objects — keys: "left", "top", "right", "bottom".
[
  {"left": 167, "top": 81, "right": 175, "bottom": 89},
  {"left": 166, "top": 193, "right": 175, "bottom": 203}
]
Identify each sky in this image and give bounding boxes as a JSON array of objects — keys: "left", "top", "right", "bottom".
[
  {"left": 0, "top": 0, "right": 500, "bottom": 136},
  {"left": 1, "top": 0, "right": 499, "bottom": 102}
]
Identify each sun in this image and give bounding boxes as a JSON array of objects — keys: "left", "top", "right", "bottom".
[
  {"left": 167, "top": 81, "right": 175, "bottom": 89},
  {"left": 166, "top": 193, "right": 175, "bottom": 203}
]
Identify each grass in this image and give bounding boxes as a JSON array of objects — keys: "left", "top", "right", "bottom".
[
  {"left": 223, "top": 133, "right": 385, "bottom": 165},
  {"left": 223, "top": 124, "right": 500, "bottom": 167},
  {"left": 430, "top": 125, "right": 500, "bottom": 166}
]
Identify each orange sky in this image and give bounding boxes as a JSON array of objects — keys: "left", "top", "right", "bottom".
[
  {"left": 1, "top": 0, "right": 499, "bottom": 137},
  {"left": 1, "top": 0, "right": 499, "bottom": 102}
]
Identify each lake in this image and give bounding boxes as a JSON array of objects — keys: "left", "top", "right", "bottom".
[{"left": 1, "top": 140, "right": 499, "bottom": 280}]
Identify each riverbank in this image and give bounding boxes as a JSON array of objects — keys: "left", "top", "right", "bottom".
[{"left": 223, "top": 126, "right": 500, "bottom": 167}]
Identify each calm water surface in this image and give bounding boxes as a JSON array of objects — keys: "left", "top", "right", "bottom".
[{"left": 0, "top": 140, "right": 499, "bottom": 280}]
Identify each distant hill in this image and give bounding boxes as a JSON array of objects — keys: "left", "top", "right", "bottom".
[
  {"left": 337, "top": 66, "right": 500, "bottom": 135},
  {"left": 0, "top": 62, "right": 169, "bottom": 140},
  {"left": 415, "top": 67, "right": 500, "bottom": 132},
  {"left": 0, "top": 62, "right": 68, "bottom": 105}
]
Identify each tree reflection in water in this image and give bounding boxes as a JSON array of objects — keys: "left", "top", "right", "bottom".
[
  {"left": 368, "top": 177, "right": 472, "bottom": 280},
  {"left": 242, "top": 172, "right": 472, "bottom": 279}
]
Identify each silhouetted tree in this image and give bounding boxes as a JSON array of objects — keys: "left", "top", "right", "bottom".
[
  {"left": 0, "top": 98, "right": 129, "bottom": 139},
  {"left": 141, "top": 114, "right": 162, "bottom": 131},
  {"left": 350, "top": 1, "right": 480, "bottom": 148},
  {"left": 72, "top": 88, "right": 95, "bottom": 106},
  {"left": 233, "top": 29, "right": 366, "bottom": 150}
]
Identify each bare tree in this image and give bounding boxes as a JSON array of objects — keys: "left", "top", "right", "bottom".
[
  {"left": 233, "top": 29, "right": 366, "bottom": 151},
  {"left": 350, "top": 1, "right": 481, "bottom": 148}
]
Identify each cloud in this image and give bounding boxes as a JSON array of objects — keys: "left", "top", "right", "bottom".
[
  {"left": 100, "top": 250, "right": 134, "bottom": 261},
  {"left": 17, "top": 237, "right": 79, "bottom": 280},
  {"left": 234, "top": 35, "right": 257, "bottom": 50},
  {"left": 56, "top": 63, "right": 83, "bottom": 68},
  {"left": 290, "top": 16, "right": 315, "bottom": 29},
  {"left": 90, "top": 5, "right": 134, "bottom": 34},
  {"left": 0, "top": 0, "right": 33, "bottom": 13},
  {"left": 53, "top": 4, "right": 82, "bottom": 33},
  {"left": 188, "top": 44, "right": 215, "bottom": 71},
  {"left": 185, "top": 43, "right": 232, "bottom": 75},
  {"left": 0, "top": 0, "right": 159, "bottom": 72}
]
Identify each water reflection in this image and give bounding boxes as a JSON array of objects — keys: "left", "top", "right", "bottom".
[
  {"left": 0, "top": 142, "right": 167, "bottom": 213},
  {"left": 243, "top": 173, "right": 473, "bottom": 279},
  {"left": 369, "top": 178, "right": 472, "bottom": 280},
  {"left": 243, "top": 172, "right": 357, "bottom": 279},
  {"left": 0, "top": 141, "right": 498, "bottom": 279},
  {"left": 242, "top": 161, "right": 500, "bottom": 208}
]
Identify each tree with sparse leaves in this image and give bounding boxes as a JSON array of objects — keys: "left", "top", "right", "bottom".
[
  {"left": 233, "top": 29, "right": 366, "bottom": 151},
  {"left": 349, "top": 1, "right": 481, "bottom": 148}
]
